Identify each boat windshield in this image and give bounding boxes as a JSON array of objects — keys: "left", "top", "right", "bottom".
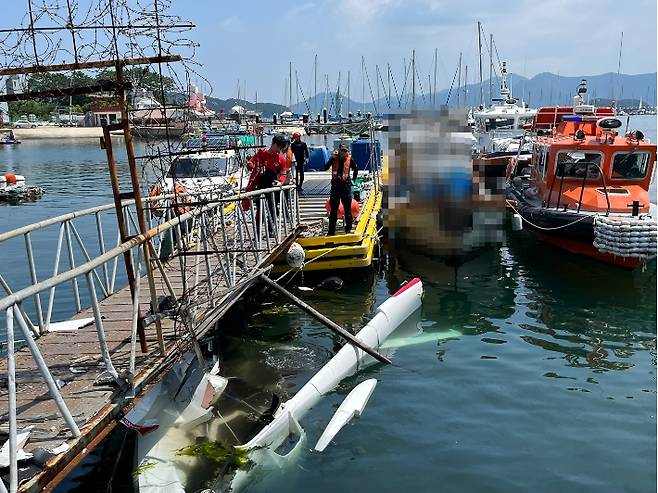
[
  {"left": 555, "top": 151, "right": 602, "bottom": 180},
  {"left": 484, "top": 117, "right": 515, "bottom": 131},
  {"left": 611, "top": 151, "right": 651, "bottom": 179},
  {"left": 167, "top": 157, "right": 231, "bottom": 178}
]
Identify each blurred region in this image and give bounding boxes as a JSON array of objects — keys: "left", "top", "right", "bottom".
[{"left": 385, "top": 108, "right": 505, "bottom": 259}]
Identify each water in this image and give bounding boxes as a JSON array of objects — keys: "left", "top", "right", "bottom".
[{"left": 0, "top": 116, "right": 656, "bottom": 492}]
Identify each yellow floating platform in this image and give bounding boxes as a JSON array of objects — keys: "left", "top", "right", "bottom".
[{"left": 273, "top": 173, "right": 382, "bottom": 272}]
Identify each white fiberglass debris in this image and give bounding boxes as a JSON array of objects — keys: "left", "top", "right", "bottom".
[
  {"left": 0, "top": 426, "right": 33, "bottom": 467},
  {"left": 47, "top": 317, "right": 94, "bottom": 332},
  {"left": 314, "top": 379, "right": 378, "bottom": 452}
]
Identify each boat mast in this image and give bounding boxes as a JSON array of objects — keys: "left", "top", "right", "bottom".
[
  {"left": 433, "top": 47, "right": 437, "bottom": 107},
  {"left": 489, "top": 33, "right": 493, "bottom": 106},
  {"left": 347, "top": 70, "right": 351, "bottom": 115},
  {"left": 388, "top": 62, "right": 391, "bottom": 107},
  {"left": 313, "top": 53, "right": 318, "bottom": 113},
  {"left": 289, "top": 61, "right": 292, "bottom": 109},
  {"left": 457, "top": 52, "right": 462, "bottom": 107},
  {"left": 615, "top": 31, "right": 624, "bottom": 102},
  {"left": 477, "top": 20, "right": 483, "bottom": 108},
  {"left": 412, "top": 49, "right": 416, "bottom": 108},
  {"left": 464, "top": 64, "right": 468, "bottom": 107},
  {"left": 362, "top": 55, "right": 365, "bottom": 113}
]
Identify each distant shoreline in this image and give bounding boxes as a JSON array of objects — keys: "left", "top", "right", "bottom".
[{"left": 3, "top": 127, "right": 109, "bottom": 139}]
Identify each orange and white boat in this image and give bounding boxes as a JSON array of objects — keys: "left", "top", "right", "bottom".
[{"left": 505, "top": 80, "right": 657, "bottom": 269}]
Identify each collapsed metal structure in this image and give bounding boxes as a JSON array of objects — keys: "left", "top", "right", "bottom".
[{"left": 0, "top": 2, "right": 303, "bottom": 491}]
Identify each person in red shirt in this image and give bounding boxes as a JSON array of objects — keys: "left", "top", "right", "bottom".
[{"left": 244, "top": 134, "right": 290, "bottom": 233}]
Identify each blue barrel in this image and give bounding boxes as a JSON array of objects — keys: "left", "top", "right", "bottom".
[
  {"left": 307, "top": 145, "right": 331, "bottom": 171},
  {"left": 350, "top": 138, "right": 381, "bottom": 170}
]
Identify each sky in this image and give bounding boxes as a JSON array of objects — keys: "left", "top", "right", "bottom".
[{"left": 1, "top": 0, "right": 656, "bottom": 103}]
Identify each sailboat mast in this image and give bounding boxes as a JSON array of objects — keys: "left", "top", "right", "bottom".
[
  {"left": 489, "top": 33, "right": 493, "bottom": 106},
  {"left": 477, "top": 21, "right": 483, "bottom": 108},
  {"left": 348, "top": 70, "right": 351, "bottom": 115},
  {"left": 433, "top": 48, "right": 437, "bottom": 107},
  {"left": 457, "top": 52, "right": 462, "bottom": 107},
  {"left": 412, "top": 49, "right": 416, "bottom": 107},
  {"left": 616, "top": 31, "right": 624, "bottom": 102},
  {"left": 314, "top": 54, "right": 317, "bottom": 114},
  {"left": 362, "top": 56, "right": 366, "bottom": 113},
  {"left": 464, "top": 64, "right": 468, "bottom": 107},
  {"left": 289, "top": 61, "right": 292, "bottom": 109}
]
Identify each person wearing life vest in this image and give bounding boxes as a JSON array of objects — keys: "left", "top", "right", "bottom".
[
  {"left": 324, "top": 144, "right": 358, "bottom": 235},
  {"left": 290, "top": 131, "right": 309, "bottom": 191}
]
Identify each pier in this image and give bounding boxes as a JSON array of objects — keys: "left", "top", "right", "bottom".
[{"left": 0, "top": 186, "right": 301, "bottom": 492}]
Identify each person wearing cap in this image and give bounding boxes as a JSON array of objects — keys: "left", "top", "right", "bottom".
[
  {"left": 324, "top": 144, "right": 358, "bottom": 235},
  {"left": 290, "top": 131, "right": 309, "bottom": 190}
]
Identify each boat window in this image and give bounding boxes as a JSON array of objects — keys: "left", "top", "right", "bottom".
[
  {"left": 485, "top": 117, "right": 515, "bottom": 132},
  {"left": 167, "top": 157, "right": 229, "bottom": 178},
  {"left": 534, "top": 146, "right": 549, "bottom": 178},
  {"left": 555, "top": 151, "right": 602, "bottom": 180},
  {"left": 517, "top": 116, "right": 533, "bottom": 128},
  {"left": 611, "top": 151, "right": 650, "bottom": 180}
]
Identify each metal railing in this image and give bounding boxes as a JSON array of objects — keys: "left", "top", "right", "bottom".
[{"left": 0, "top": 184, "right": 299, "bottom": 493}]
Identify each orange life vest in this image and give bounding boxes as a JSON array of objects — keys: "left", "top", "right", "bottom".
[{"left": 331, "top": 153, "right": 352, "bottom": 181}]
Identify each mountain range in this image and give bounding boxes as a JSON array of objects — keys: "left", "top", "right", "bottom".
[{"left": 288, "top": 71, "right": 657, "bottom": 114}]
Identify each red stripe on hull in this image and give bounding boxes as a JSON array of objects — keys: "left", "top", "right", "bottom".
[{"left": 534, "top": 232, "right": 643, "bottom": 269}]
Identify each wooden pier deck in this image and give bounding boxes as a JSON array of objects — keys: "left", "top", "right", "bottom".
[{"left": 0, "top": 217, "right": 301, "bottom": 492}]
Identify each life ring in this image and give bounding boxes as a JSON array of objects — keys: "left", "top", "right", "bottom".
[{"left": 149, "top": 182, "right": 191, "bottom": 217}]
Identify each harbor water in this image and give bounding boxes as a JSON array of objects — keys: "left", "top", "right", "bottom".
[{"left": 0, "top": 116, "right": 656, "bottom": 492}]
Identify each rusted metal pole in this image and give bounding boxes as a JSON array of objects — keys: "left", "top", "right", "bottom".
[
  {"left": 101, "top": 124, "right": 148, "bottom": 353},
  {"left": 116, "top": 64, "right": 166, "bottom": 354}
]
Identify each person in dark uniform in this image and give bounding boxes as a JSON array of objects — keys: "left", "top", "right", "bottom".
[
  {"left": 290, "top": 131, "right": 309, "bottom": 190},
  {"left": 324, "top": 144, "right": 358, "bottom": 235}
]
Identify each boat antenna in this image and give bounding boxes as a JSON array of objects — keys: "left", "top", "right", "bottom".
[{"left": 477, "top": 21, "right": 484, "bottom": 108}]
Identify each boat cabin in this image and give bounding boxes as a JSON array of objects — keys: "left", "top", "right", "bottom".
[{"left": 513, "top": 106, "right": 656, "bottom": 215}]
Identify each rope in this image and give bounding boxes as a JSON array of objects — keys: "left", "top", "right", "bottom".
[{"left": 506, "top": 199, "right": 596, "bottom": 231}]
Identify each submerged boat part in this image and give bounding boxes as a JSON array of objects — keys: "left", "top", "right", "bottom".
[
  {"left": 230, "top": 278, "right": 424, "bottom": 489},
  {"left": 174, "top": 362, "right": 228, "bottom": 431},
  {"left": 380, "top": 329, "right": 462, "bottom": 349},
  {"left": 314, "top": 378, "right": 378, "bottom": 452}
]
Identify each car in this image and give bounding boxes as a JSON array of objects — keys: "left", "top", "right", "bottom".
[{"left": 13, "top": 119, "right": 36, "bottom": 129}]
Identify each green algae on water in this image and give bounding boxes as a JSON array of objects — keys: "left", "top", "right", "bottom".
[
  {"left": 131, "top": 461, "right": 157, "bottom": 477},
  {"left": 175, "top": 441, "right": 251, "bottom": 467}
]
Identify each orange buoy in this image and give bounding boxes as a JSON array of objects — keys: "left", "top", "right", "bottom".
[
  {"left": 4, "top": 173, "right": 17, "bottom": 184},
  {"left": 325, "top": 197, "right": 361, "bottom": 219},
  {"left": 149, "top": 182, "right": 191, "bottom": 217}
]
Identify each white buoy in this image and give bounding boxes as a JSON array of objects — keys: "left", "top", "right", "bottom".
[
  {"left": 286, "top": 242, "right": 305, "bottom": 269},
  {"left": 512, "top": 213, "right": 523, "bottom": 231}
]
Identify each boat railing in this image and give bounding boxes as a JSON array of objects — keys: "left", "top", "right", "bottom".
[
  {"left": 0, "top": 184, "right": 299, "bottom": 492},
  {"left": 547, "top": 163, "right": 611, "bottom": 215}
]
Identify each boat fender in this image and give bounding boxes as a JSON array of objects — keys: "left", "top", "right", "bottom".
[
  {"left": 286, "top": 242, "right": 305, "bottom": 269},
  {"left": 3, "top": 173, "right": 17, "bottom": 184},
  {"left": 512, "top": 213, "right": 523, "bottom": 231}
]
